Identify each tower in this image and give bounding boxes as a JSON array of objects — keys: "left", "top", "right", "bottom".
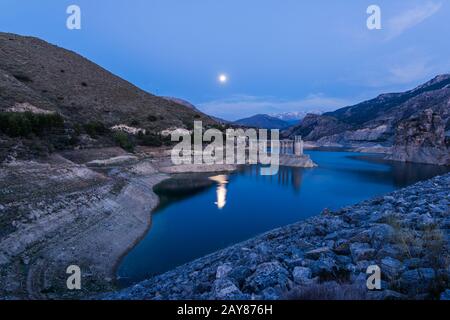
[{"left": 294, "top": 136, "right": 303, "bottom": 156}]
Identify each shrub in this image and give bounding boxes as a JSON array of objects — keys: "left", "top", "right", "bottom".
[
  {"left": 83, "top": 121, "right": 109, "bottom": 138},
  {"left": 136, "top": 131, "right": 173, "bottom": 147},
  {"left": 113, "top": 131, "right": 135, "bottom": 152},
  {"left": 0, "top": 112, "right": 64, "bottom": 137},
  {"left": 147, "top": 115, "right": 158, "bottom": 122}
]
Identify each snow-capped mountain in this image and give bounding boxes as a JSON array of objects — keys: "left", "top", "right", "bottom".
[{"left": 269, "top": 111, "right": 323, "bottom": 125}]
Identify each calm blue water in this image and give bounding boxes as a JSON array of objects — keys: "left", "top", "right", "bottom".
[{"left": 117, "top": 151, "right": 449, "bottom": 286}]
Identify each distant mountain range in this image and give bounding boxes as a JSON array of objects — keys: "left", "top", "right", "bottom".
[
  {"left": 234, "top": 111, "right": 323, "bottom": 129},
  {"left": 269, "top": 111, "right": 321, "bottom": 125},
  {"left": 233, "top": 114, "right": 291, "bottom": 129},
  {"left": 283, "top": 74, "right": 450, "bottom": 165}
]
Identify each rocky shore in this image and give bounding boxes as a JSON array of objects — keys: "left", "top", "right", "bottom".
[
  {"left": 0, "top": 149, "right": 169, "bottom": 299},
  {"left": 104, "top": 173, "right": 450, "bottom": 300}
]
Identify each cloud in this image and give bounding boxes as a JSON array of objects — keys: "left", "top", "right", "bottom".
[
  {"left": 387, "top": 61, "right": 434, "bottom": 84},
  {"left": 345, "top": 43, "right": 450, "bottom": 90},
  {"left": 386, "top": 2, "right": 442, "bottom": 40},
  {"left": 197, "top": 94, "right": 353, "bottom": 121}
]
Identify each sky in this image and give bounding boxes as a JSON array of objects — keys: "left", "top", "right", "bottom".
[{"left": 0, "top": 0, "right": 449, "bottom": 120}]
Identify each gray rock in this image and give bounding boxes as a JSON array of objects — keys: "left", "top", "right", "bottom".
[
  {"left": 350, "top": 230, "right": 372, "bottom": 243},
  {"left": 216, "top": 264, "right": 233, "bottom": 279},
  {"left": 261, "top": 287, "right": 283, "bottom": 300},
  {"left": 227, "top": 266, "right": 253, "bottom": 286},
  {"left": 355, "top": 260, "right": 372, "bottom": 272},
  {"left": 403, "top": 258, "right": 422, "bottom": 270},
  {"left": 369, "top": 224, "right": 395, "bottom": 243},
  {"left": 212, "top": 278, "right": 243, "bottom": 299},
  {"left": 193, "top": 282, "right": 211, "bottom": 294},
  {"left": 244, "top": 261, "right": 290, "bottom": 293},
  {"left": 335, "top": 254, "right": 352, "bottom": 266},
  {"left": 376, "top": 245, "right": 402, "bottom": 260},
  {"left": 292, "top": 267, "right": 312, "bottom": 284},
  {"left": 417, "top": 214, "right": 436, "bottom": 230},
  {"left": 305, "top": 247, "right": 331, "bottom": 260},
  {"left": 350, "top": 243, "right": 376, "bottom": 261},
  {"left": 284, "top": 257, "right": 305, "bottom": 269},
  {"left": 310, "top": 257, "right": 337, "bottom": 276},
  {"left": 333, "top": 240, "right": 350, "bottom": 255},
  {"left": 381, "top": 257, "right": 404, "bottom": 280},
  {"left": 399, "top": 268, "right": 436, "bottom": 293}
]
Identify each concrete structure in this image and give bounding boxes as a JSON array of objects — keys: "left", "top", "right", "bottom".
[
  {"left": 278, "top": 136, "right": 303, "bottom": 156},
  {"left": 294, "top": 136, "right": 304, "bottom": 156}
]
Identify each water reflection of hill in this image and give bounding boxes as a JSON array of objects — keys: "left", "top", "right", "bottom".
[
  {"left": 153, "top": 173, "right": 217, "bottom": 212},
  {"left": 240, "top": 165, "right": 304, "bottom": 192},
  {"left": 351, "top": 155, "right": 450, "bottom": 187}
]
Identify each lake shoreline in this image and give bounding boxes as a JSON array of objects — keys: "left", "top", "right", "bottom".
[
  {"left": 104, "top": 172, "right": 450, "bottom": 300},
  {"left": 0, "top": 147, "right": 245, "bottom": 299},
  {"left": 1, "top": 147, "right": 448, "bottom": 299}
]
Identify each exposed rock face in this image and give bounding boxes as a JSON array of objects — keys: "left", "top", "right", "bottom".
[
  {"left": 283, "top": 114, "right": 351, "bottom": 141},
  {"left": 103, "top": 173, "right": 450, "bottom": 300},
  {"left": 284, "top": 74, "right": 450, "bottom": 165},
  {"left": 390, "top": 109, "right": 449, "bottom": 165},
  {"left": 0, "top": 150, "right": 168, "bottom": 299}
]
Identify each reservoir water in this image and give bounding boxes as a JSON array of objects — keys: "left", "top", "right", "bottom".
[{"left": 117, "top": 150, "right": 449, "bottom": 286}]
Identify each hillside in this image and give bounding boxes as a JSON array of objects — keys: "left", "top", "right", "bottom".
[
  {"left": 284, "top": 75, "right": 450, "bottom": 165},
  {"left": 0, "top": 32, "right": 217, "bottom": 158},
  {"left": 234, "top": 114, "right": 290, "bottom": 129}
]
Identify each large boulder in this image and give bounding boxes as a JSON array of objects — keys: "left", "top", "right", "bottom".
[
  {"left": 244, "top": 261, "right": 290, "bottom": 293},
  {"left": 212, "top": 278, "right": 244, "bottom": 299},
  {"left": 399, "top": 268, "right": 436, "bottom": 294},
  {"left": 292, "top": 267, "right": 312, "bottom": 285}
]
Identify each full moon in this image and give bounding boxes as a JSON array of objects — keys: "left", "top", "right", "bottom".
[{"left": 218, "top": 74, "right": 228, "bottom": 84}]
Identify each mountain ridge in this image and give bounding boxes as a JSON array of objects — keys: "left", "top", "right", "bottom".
[
  {"left": 234, "top": 114, "right": 290, "bottom": 129},
  {"left": 0, "top": 32, "right": 217, "bottom": 159},
  {"left": 0, "top": 32, "right": 215, "bottom": 131},
  {"left": 284, "top": 74, "right": 450, "bottom": 165}
]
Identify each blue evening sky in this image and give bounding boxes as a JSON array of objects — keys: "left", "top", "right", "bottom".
[{"left": 1, "top": 0, "right": 449, "bottom": 120}]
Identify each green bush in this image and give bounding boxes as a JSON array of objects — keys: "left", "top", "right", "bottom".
[
  {"left": 0, "top": 111, "right": 64, "bottom": 137},
  {"left": 83, "top": 121, "right": 109, "bottom": 138},
  {"left": 113, "top": 131, "right": 135, "bottom": 152}
]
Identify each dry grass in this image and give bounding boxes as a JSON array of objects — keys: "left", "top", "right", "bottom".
[{"left": 386, "top": 216, "right": 449, "bottom": 298}]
